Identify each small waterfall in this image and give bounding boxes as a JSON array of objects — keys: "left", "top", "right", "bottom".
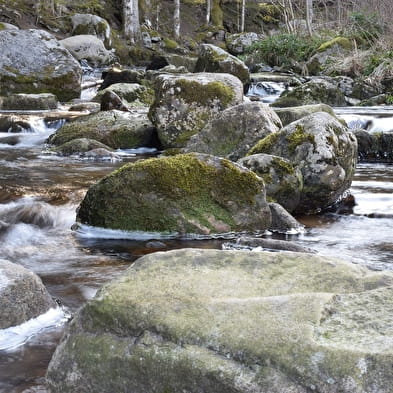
[{"left": 247, "top": 81, "right": 286, "bottom": 103}]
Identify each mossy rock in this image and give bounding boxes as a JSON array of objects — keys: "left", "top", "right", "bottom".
[
  {"left": 0, "top": 93, "right": 58, "bottom": 110},
  {"left": 248, "top": 112, "right": 358, "bottom": 214},
  {"left": 47, "top": 248, "right": 393, "bottom": 393},
  {"left": 47, "top": 110, "right": 156, "bottom": 149},
  {"left": 93, "top": 83, "right": 154, "bottom": 106},
  {"left": 271, "top": 79, "right": 347, "bottom": 108},
  {"left": 50, "top": 138, "right": 112, "bottom": 156},
  {"left": 183, "top": 102, "right": 282, "bottom": 161},
  {"left": 194, "top": 44, "right": 250, "bottom": 89},
  {"left": 238, "top": 154, "right": 303, "bottom": 212},
  {"left": 148, "top": 72, "right": 243, "bottom": 149},
  {"left": 317, "top": 37, "right": 353, "bottom": 53},
  {"left": 273, "top": 104, "right": 336, "bottom": 126},
  {"left": 76, "top": 153, "right": 271, "bottom": 235}
]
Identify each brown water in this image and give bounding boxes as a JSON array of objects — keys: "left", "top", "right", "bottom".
[{"left": 0, "top": 111, "right": 392, "bottom": 392}]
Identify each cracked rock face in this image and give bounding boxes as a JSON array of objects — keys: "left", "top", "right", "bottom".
[{"left": 46, "top": 249, "right": 393, "bottom": 393}]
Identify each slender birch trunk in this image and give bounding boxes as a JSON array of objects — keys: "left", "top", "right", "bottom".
[
  {"left": 240, "top": 0, "right": 246, "bottom": 32},
  {"left": 174, "top": 0, "right": 180, "bottom": 40},
  {"left": 206, "top": 0, "right": 211, "bottom": 24},
  {"left": 123, "top": 0, "right": 140, "bottom": 43}
]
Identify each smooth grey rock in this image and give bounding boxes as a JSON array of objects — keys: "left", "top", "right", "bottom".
[
  {"left": 268, "top": 202, "right": 304, "bottom": 233},
  {"left": 226, "top": 32, "right": 263, "bottom": 55},
  {"left": 46, "top": 248, "right": 393, "bottom": 393},
  {"left": 60, "top": 35, "right": 115, "bottom": 66},
  {"left": 273, "top": 104, "right": 336, "bottom": 126},
  {"left": 71, "top": 13, "right": 111, "bottom": 48},
  {"left": 0, "top": 29, "right": 82, "bottom": 101},
  {"left": 0, "top": 259, "right": 55, "bottom": 329}
]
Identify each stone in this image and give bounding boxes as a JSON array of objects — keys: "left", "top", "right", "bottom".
[
  {"left": 0, "top": 22, "right": 19, "bottom": 30},
  {"left": 225, "top": 32, "right": 264, "bottom": 55},
  {"left": 0, "top": 93, "right": 58, "bottom": 110},
  {"left": 268, "top": 202, "right": 304, "bottom": 233},
  {"left": 248, "top": 112, "right": 358, "bottom": 214},
  {"left": 271, "top": 79, "right": 347, "bottom": 107},
  {"left": 100, "top": 69, "right": 144, "bottom": 90},
  {"left": 71, "top": 13, "right": 111, "bottom": 48},
  {"left": 76, "top": 153, "right": 271, "bottom": 235},
  {"left": 238, "top": 153, "right": 303, "bottom": 213},
  {"left": 148, "top": 72, "right": 243, "bottom": 148},
  {"left": 93, "top": 83, "right": 154, "bottom": 106},
  {"left": 60, "top": 35, "right": 115, "bottom": 67},
  {"left": 0, "top": 259, "right": 55, "bottom": 329},
  {"left": 194, "top": 44, "right": 250, "bottom": 90},
  {"left": 50, "top": 138, "right": 113, "bottom": 156},
  {"left": 0, "top": 29, "right": 82, "bottom": 101},
  {"left": 46, "top": 248, "right": 393, "bottom": 393},
  {"left": 273, "top": 104, "right": 336, "bottom": 126},
  {"left": 99, "top": 91, "right": 130, "bottom": 112},
  {"left": 183, "top": 102, "right": 282, "bottom": 161},
  {"left": 354, "top": 129, "right": 393, "bottom": 163},
  {"left": 47, "top": 110, "right": 157, "bottom": 149}
]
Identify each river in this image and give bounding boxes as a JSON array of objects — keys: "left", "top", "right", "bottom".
[{"left": 0, "top": 96, "right": 392, "bottom": 391}]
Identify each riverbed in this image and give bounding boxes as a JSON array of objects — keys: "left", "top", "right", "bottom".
[{"left": 0, "top": 104, "right": 392, "bottom": 392}]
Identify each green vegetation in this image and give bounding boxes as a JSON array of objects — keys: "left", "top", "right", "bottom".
[
  {"left": 287, "top": 125, "right": 316, "bottom": 153},
  {"left": 244, "top": 33, "right": 325, "bottom": 68}
]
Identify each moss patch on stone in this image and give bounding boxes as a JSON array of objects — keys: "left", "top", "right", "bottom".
[
  {"left": 286, "top": 125, "right": 316, "bottom": 153},
  {"left": 248, "top": 132, "right": 281, "bottom": 155}
]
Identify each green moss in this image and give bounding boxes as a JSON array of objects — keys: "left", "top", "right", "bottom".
[
  {"left": 247, "top": 132, "right": 281, "bottom": 156},
  {"left": 163, "top": 37, "right": 178, "bottom": 50},
  {"left": 271, "top": 156, "right": 295, "bottom": 177},
  {"left": 286, "top": 125, "right": 316, "bottom": 153},
  {"left": 0, "top": 23, "right": 5, "bottom": 30},
  {"left": 176, "top": 79, "right": 235, "bottom": 108},
  {"left": 317, "top": 37, "right": 353, "bottom": 52},
  {"left": 211, "top": 0, "right": 223, "bottom": 28},
  {"left": 77, "top": 154, "right": 264, "bottom": 233}
]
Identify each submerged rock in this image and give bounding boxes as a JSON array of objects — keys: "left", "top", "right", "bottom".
[
  {"left": 50, "top": 138, "right": 113, "bottom": 156},
  {"left": 148, "top": 72, "right": 243, "bottom": 148},
  {"left": 47, "top": 110, "right": 157, "bottom": 149},
  {"left": 249, "top": 112, "right": 357, "bottom": 214},
  {"left": 0, "top": 29, "right": 82, "bottom": 101},
  {"left": 46, "top": 248, "right": 393, "bottom": 393},
  {"left": 76, "top": 153, "right": 271, "bottom": 235},
  {"left": 183, "top": 102, "right": 282, "bottom": 161},
  {"left": 0, "top": 259, "right": 55, "bottom": 329}
]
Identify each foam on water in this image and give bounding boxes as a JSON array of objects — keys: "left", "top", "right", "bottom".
[{"left": 0, "top": 307, "right": 69, "bottom": 352}]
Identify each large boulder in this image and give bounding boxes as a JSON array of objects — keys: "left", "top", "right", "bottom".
[
  {"left": 0, "top": 29, "right": 82, "bottom": 101},
  {"left": 354, "top": 129, "right": 393, "bottom": 163},
  {"left": 238, "top": 153, "right": 303, "bottom": 213},
  {"left": 46, "top": 248, "right": 393, "bottom": 393},
  {"left": 47, "top": 110, "right": 157, "bottom": 149},
  {"left": 0, "top": 93, "right": 58, "bottom": 110},
  {"left": 60, "top": 35, "right": 115, "bottom": 67},
  {"left": 273, "top": 103, "right": 336, "bottom": 127},
  {"left": 76, "top": 153, "right": 271, "bottom": 235},
  {"left": 194, "top": 44, "right": 250, "bottom": 90},
  {"left": 183, "top": 102, "right": 282, "bottom": 161},
  {"left": 93, "top": 83, "right": 154, "bottom": 106},
  {"left": 248, "top": 112, "right": 357, "bottom": 214},
  {"left": 225, "top": 32, "right": 264, "bottom": 55},
  {"left": 271, "top": 79, "right": 346, "bottom": 107},
  {"left": 148, "top": 72, "right": 243, "bottom": 148},
  {"left": 0, "top": 259, "right": 55, "bottom": 329},
  {"left": 71, "top": 13, "right": 111, "bottom": 48}
]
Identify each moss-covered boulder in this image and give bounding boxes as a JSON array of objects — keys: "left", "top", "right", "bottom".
[
  {"left": 76, "top": 153, "right": 271, "bottom": 235},
  {"left": 47, "top": 110, "right": 156, "bottom": 149},
  {"left": 60, "top": 35, "right": 115, "bottom": 67},
  {"left": 93, "top": 83, "right": 154, "bottom": 106},
  {"left": 0, "top": 29, "right": 82, "bottom": 101},
  {"left": 50, "top": 138, "right": 113, "bottom": 156},
  {"left": 0, "top": 258, "right": 55, "bottom": 329},
  {"left": 248, "top": 112, "right": 357, "bottom": 214},
  {"left": 307, "top": 37, "right": 353, "bottom": 75},
  {"left": 271, "top": 79, "right": 346, "bottom": 108},
  {"left": 46, "top": 248, "right": 393, "bottom": 393},
  {"left": 194, "top": 44, "right": 250, "bottom": 90},
  {"left": 238, "top": 153, "right": 303, "bottom": 212},
  {"left": 183, "top": 102, "right": 282, "bottom": 161},
  {"left": 148, "top": 72, "right": 243, "bottom": 148},
  {"left": 0, "top": 93, "right": 58, "bottom": 110},
  {"left": 71, "top": 13, "right": 111, "bottom": 48},
  {"left": 273, "top": 103, "right": 336, "bottom": 126}
]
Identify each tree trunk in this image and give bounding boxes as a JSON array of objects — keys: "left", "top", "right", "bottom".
[
  {"left": 123, "top": 0, "right": 140, "bottom": 43},
  {"left": 305, "top": 0, "right": 313, "bottom": 36},
  {"left": 174, "top": 0, "right": 180, "bottom": 40},
  {"left": 240, "top": 0, "right": 245, "bottom": 32},
  {"left": 206, "top": 0, "right": 211, "bottom": 24}
]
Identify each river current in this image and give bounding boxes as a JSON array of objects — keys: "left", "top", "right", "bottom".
[{"left": 0, "top": 100, "right": 392, "bottom": 391}]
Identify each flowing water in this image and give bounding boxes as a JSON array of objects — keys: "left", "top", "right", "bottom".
[{"left": 0, "top": 97, "right": 392, "bottom": 391}]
